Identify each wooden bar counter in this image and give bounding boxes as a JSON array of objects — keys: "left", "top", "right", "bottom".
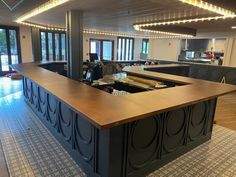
[{"left": 12, "top": 62, "right": 236, "bottom": 177}]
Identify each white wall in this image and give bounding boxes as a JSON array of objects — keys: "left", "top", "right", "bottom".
[
  {"left": 19, "top": 26, "right": 33, "bottom": 63},
  {"left": 148, "top": 39, "right": 181, "bottom": 61},
  {"left": 224, "top": 37, "right": 236, "bottom": 67}
]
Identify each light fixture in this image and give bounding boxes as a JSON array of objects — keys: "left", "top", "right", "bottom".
[
  {"left": 178, "top": 0, "right": 235, "bottom": 16},
  {"left": 16, "top": 0, "right": 70, "bottom": 23},
  {"left": 232, "top": 26, "right": 236, "bottom": 29},
  {"left": 134, "top": 15, "right": 236, "bottom": 29},
  {"left": 18, "top": 21, "right": 193, "bottom": 39},
  {"left": 134, "top": 0, "right": 236, "bottom": 36},
  {"left": 133, "top": 26, "right": 194, "bottom": 38}
]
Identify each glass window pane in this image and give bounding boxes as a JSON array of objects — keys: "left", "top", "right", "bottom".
[
  {"left": 90, "top": 40, "right": 100, "bottom": 60},
  {"left": 122, "top": 38, "right": 125, "bottom": 61},
  {"left": 55, "top": 33, "right": 60, "bottom": 60},
  {"left": 103, "top": 41, "right": 112, "bottom": 60},
  {"left": 142, "top": 39, "right": 149, "bottom": 54},
  {"left": 129, "top": 39, "right": 133, "bottom": 60},
  {"left": 0, "top": 29, "right": 9, "bottom": 71},
  {"left": 61, "top": 34, "right": 66, "bottom": 60},
  {"left": 118, "top": 38, "right": 121, "bottom": 60},
  {"left": 41, "top": 32, "right": 46, "bottom": 61},
  {"left": 90, "top": 41, "right": 96, "bottom": 53},
  {"left": 48, "top": 33, "right": 53, "bottom": 60},
  {"left": 9, "top": 30, "right": 18, "bottom": 64}
]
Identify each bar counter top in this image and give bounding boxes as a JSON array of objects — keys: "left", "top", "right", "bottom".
[{"left": 12, "top": 62, "right": 236, "bottom": 128}]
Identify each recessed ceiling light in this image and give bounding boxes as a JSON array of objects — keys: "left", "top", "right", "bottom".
[{"left": 16, "top": 0, "right": 70, "bottom": 23}]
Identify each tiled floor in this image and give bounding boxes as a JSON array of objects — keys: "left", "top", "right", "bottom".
[
  {"left": 148, "top": 126, "right": 236, "bottom": 177},
  {"left": 0, "top": 77, "right": 22, "bottom": 98},
  {"left": 0, "top": 92, "right": 86, "bottom": 177},
  {"left": 0, "top": 77, "right": 236, "bottom": 177}
]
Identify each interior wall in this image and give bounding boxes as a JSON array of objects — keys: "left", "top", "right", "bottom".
[
  {"left": 224, "top": 37, "right": 236, "bottom": 67},
  {"left": 19, "top": 26, "right": 33, "bottom": 63},
  {"left": 149, "top": 39, "right": 181, "bottom": 61}
]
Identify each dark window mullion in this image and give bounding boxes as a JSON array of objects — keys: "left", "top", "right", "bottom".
[
  {"left": 100, "top": 40, "right": 103, "bottom": 60},
  {"left": 52, "top": 33, "right": 55, "bottom": 61},
  {"left": 127, "top": 39, "right": 130, "bottom": 61},
  {"left": 132, "top": 38, "right": 134, "bottom": 60},
  {"left": 124, "top": 38, "right": 127, "bottom": 61},
  {"left": 59, "top": 33, "right": 62, "bottom": 61},
  {"left": 45, "top": 32, "right": 49, "bottom": 61},
  {"left": 6, "top": 29, "right": 12, "bottom": 71}
]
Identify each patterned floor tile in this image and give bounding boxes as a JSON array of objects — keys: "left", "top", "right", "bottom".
[{"left": 0, "top": 92, "right": 86, "bottom": 177}]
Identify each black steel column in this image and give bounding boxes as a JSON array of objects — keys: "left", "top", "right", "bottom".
[{"left": 66, "top": 10, "right": 83, "bottom": 80}]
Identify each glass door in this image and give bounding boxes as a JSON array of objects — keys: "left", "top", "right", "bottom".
[
  {"left": 0, "top": 26, "right": 21, "bottom": 75},
  {"left": 0, "top": 29, "right": 8, "bottom": 71},
  {"left": 89, "top": 39, "right": 114, "bottom": 60},
  {"left": 102, "top": 41, "right": 113, "bottom": 60}
]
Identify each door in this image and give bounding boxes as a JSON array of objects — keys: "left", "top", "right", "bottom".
[
  {"left": 0, "top": 26, "right": 21, "bottom": 76},
  {"left": 89, "top": 39, "right": 114, "bottom": 60}
]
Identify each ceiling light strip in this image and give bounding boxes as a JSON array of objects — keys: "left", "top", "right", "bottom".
[
  {"left": 16, "top": 0, "right": 70, "bottom": 23},
  {"left": 18, "top": 22, "right": 192, "bottom": 39},
  {"left": 134, "top": 27, "right": 193, "bottom": 37},
  {"left": 178, "top": 0, "right": 235, "bottom": 16},
  {"left": 134, "top": 15, "right": 236, "bottom": 28}
]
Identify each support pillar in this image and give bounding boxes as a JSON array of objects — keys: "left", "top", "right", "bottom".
[
  {"left": 31, "top": 27, "right": 41, "bottom": 62},
  {"left": 66, "top": 10, "right": 83, "bottom": 80}
]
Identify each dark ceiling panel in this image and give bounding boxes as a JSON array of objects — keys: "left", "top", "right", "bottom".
[
  {"left": 204, "top": 0, "right": 236, "bottom": 12},
  {"left": 144, "top": 26, "right": 197, "bottom": 36}
]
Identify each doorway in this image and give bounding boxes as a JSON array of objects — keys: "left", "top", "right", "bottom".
[
  {"left": 0, "top": 26, "right": 21, "bottom": 76},
  {"left": 89, "top": 39, "right": 114, "bottom": 60}
]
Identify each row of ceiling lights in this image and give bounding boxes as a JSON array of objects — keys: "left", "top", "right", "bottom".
[
  {"left": 15, "top": 0, "right": 236, "bottom": 39},
  {"left": 19, "top": 21, "right": 188, "bottom": 39},
  {"left": 134, "top": 0, "right": 236, "bottom": 37}
]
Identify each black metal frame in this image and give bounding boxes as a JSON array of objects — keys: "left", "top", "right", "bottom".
[
  {"left": 142, "top": 39, "right": 149, "bottom": 54},
  {"left": 0, "top": 25, "right": 22, "bottom": 76},
  {"left": 117, "top": 37, "right": 135, "bottom": 61},
  {"left": 39, "top": 30, "right": 66, "bottom": 61}
]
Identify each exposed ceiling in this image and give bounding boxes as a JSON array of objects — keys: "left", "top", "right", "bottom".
[{"left": 1, "top": 0, "right": 236, "bottom": 37}]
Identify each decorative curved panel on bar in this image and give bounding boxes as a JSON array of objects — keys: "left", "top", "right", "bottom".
[
  {"left": 188, "top": 102, "right": 208, "bottom": 141},
  {"left": 23, "top": 77, "right": 96, "bottom": 170},
  {"left": 163, "top": 108, "right": 187, "bottom": 154},
  {"left": 128, "top": 116, "right": 161, "bottom": 171}
]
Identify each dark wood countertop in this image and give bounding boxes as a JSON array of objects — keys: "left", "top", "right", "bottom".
[{"left": 12, "top": 62, "right": 236, "bottom": 129}]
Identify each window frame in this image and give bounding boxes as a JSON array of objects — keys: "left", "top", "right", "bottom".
[
  {"left": 0, "top": 25, "right": 21, "bottom": 76},
  {"left": 89, "top": 38, "right": 114, "bottom": 61},
  {"left": 40, "top": 30, "right": 66, "bottom": 61},
  {"left": 117, "top": 37, "right": 134, "bottom": 61},
  {"left": 142, "top": 39, "right": 149, "bottom": 54}
]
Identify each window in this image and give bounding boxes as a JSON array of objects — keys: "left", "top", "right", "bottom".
[
  {"left": 117, "top": 37, "right": 134, "bottom": 61},
  {"left": 142, "top": 39, "right": 149, "bottom": 54},
  {"left": 40, "top": 31, "right": 66, "bottom": 61},
  {"left": 0, "top": 26, "right": 21, "bottom": 75},
  {"left": 89, "top": 39, "right": 114, "bottom": 60}
]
